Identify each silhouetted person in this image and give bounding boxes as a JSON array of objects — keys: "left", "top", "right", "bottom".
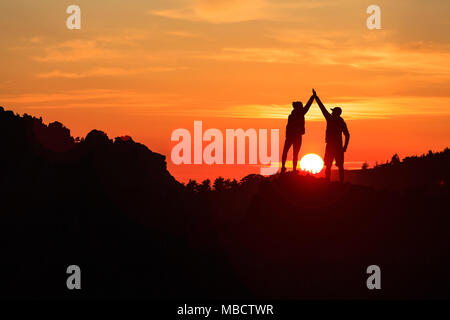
[
  {"left": 313, "top": 89, "right": 350, "bottom": 183},
  {"left": 281, "top": 94, "right": 315, "bottom": 173}
]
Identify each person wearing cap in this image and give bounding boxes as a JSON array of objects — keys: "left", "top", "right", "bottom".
[
  {"left": 313, "top": 89, "right": 350, "bottom": 183},
  {"left": 280, "top": 93, "right": 315, "bottom": 173}
]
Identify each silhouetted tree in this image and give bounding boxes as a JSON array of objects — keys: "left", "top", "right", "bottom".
[
  {"left": 223, "top": 178, "right": 239, "bottom": 190},
  {"left": 390, "top": 153, "right": 401, "bottom": 166},
  {"left": 186, "top": 179, "right": 198, "bottom": 192},
  {"left": 213, "top": 177, "right": 225, "bottom": 192},
  {"left": 198, "top": 179, "right": 211, "bottom": 192}
]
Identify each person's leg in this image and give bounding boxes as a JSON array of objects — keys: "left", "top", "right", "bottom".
[
  {"left": 281, "top": 138, "right": 292, "bottom": 173},
  {"left": 324, "top": 144, "right": 332, "bottom": 181},
  {"left": 336, "top": 148, "right": 345, "bottom": 183},
  {"left": 325, "top": 165, "right": 331, "bottom": 181},
  {"left": 292, "top": 136, "right": 302, "bottom": 172},
  {"left": 337, "top": 165, "right": 344, "bottom": 183}
]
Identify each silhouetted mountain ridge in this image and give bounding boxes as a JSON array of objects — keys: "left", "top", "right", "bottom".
[
  {"left": 0, "top": 106, "right": 449, "bottom": 300},
  {"left": 0, "top": 106, "right": 179, "bottom": 190},
  {"left": 345, "top": 149, "right": 450, "bottom": 189}
]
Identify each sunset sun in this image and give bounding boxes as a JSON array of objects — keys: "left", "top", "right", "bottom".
[{"left": 300, "top": 154, "right": 324, "bottom": 174}]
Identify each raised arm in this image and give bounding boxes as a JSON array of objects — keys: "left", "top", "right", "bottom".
[
  {"left": 303, "top": 95, "right": 315, "bottom": 114},
  {"left": 313, "top": 90, "right": 331, "bottom": 120}
]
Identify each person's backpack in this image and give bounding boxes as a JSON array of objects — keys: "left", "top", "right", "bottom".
[{"left": 286, "top": 109, "right": 305, "bottom": 136}]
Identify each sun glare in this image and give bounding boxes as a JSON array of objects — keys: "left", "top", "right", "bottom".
[{"left": 300, "top": 153, "right": 324, "bottom": 174}]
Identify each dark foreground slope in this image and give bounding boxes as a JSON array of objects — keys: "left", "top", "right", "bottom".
[
  {"left": 346, "top": 150, "right": 450, "bottom": 190},
  {"left": 0, "top": 107, "right": 241, "bottom": 299},
  {"left": 0, "top": 107, "right": 449, "bottom": 299}
]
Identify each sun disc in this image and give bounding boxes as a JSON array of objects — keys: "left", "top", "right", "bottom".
[{"left": 300, "top": 153, "right": 324, "bottom": 174}]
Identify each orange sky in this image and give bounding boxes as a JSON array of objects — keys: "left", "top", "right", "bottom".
[{"left": 1, "top": 0, "right": 449, "bottom": 182}]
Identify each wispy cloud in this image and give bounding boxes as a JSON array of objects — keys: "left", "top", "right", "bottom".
[
  {"left": 199, "top": 47, "right": 299, "bottom": 63},
  {"left": 210, "top": 96, "right": 450, "bottom": 120},
  {"left": 36, "top": 66, "right": 178, "bottom": 79},
  {"left": 148, "top": 0, "right": 270, "bottom": 23},
  {"left": 34, "top": 39, "right": 120, "bottom": 62},
  {"left": 265, "top": 28, "right": 450, "bottom": 77},
  {"left": 165, "top": 30, "right": 200, "bottom": 38},
  {"left": 0, "top": 89, "right": 181, "bottom": 110},
  {"left": 3, "top": 88, "right": 450, "bottom": 120},
  {"left": 148, "top": 0, "right": 338, "bottom": 23},
  {"left": 32, "top": 30, "right": 151, "bottom": 62}
]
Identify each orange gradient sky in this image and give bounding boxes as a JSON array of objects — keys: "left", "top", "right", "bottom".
[{"left": 1, "top": 0, "right": 449, "bottom": 182}]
